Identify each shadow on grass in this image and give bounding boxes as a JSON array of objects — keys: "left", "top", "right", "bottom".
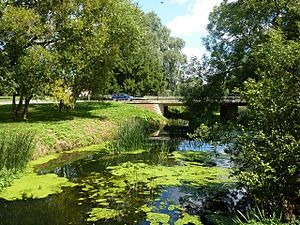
[{"left": 0, "top": 102, "right": 116, "bottom": 123}]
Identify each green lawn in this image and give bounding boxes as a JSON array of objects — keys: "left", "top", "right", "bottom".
[{"left": 0, "top": 102, "right": 165, "bottom": 158}]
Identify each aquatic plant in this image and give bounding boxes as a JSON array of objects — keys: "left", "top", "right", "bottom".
[
  {"left": 0, "top": 131, "right": 35, "bottom": 190},
  {"left": 175, "top": 213, "right": 202, "bottom": 225},
  {"left": 146, "top": 212, "right": 170, "bottom": 224},
  {"left": 0, "top": 170, "right": 76, "bottom": 200},
  {"left": 0, "top": 131, "right": 35, "bottom": 172},
  {"left": 233, "top": 206, "right": 300, "bottom": 225},
  {"left": 79, "top": 151, "right": 232, "bottom": 223},
  {"left": 107, "top": 117, "right": 152, "bottom": 153}
]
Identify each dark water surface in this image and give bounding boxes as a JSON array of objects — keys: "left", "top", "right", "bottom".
[{"left": 0, "top": 141, "right": 248, "bottom": 225}]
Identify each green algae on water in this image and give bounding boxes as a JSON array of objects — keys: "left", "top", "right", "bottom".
[
  {"left": 175, "top": 213, "right": 203, "bottom": 225},
  {"left": 82, "top": 151, "right": 232, "bottom": 222},
  {"left": 107, "top": 160, "right": 231, "bottom": 189},
  {"left": 0, "top": 143, "right": 109, "bottom": 201},
  {"left": 0, "top": 148, "right": 78, "bottom": 200},
  {"left": 146, "top": 212, "right": 170, "bottom": 225},
  {"left": 87, "top": 208, "right": 124, "bottom": 222},
  {"left": 0, "top": 170, "right": 75, "bottom": 200}
]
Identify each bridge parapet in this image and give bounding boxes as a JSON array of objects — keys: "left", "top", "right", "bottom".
[{"left": 221, "top": 94, "right": 246, "bottom": 104}]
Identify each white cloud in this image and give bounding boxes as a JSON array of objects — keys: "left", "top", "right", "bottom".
[
  {"left": 169, "top": 0, "right": 191, "bottom": 4},
  {"left": 182, "top": 47, "right": 204, "bottom": 59},
  {"left": 167, "top": 0, "right": 223, "bottom": 37}
]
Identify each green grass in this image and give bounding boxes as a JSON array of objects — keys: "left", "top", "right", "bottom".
[
  {"left": 0, "top": 102, "right": 165, "bottom": 158},
  {"left": 0, "top": 96, "right": 15, "bottom": 102}
]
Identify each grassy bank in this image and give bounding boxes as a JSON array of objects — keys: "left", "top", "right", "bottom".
[{"left": 0, "top": 101, "right": 166, "bottom": 158}]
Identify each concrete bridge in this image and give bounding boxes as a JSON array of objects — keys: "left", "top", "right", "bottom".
[
  {"left": 126, "top": 95, "right": 246, "bottom": 121},
  {"left": 128, "top": 98, "right": 185, "bottom": 115}
]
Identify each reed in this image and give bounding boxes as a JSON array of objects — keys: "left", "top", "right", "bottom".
[
  {"left": 233, "top": 206, "right": 299, "bottom": 225},
  {"left": 107, "top": 118, "right": 151, "bottom": 153},
  {"left": 0, "top": 131, "right": 35, "bottom": 189}
]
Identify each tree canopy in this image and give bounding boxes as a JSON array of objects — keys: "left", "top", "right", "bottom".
[
  {"left": 0, "top": 0, "right": 186, "bottom": 118},
  {"left": 204, "top": 0, "right": 300, "bottom": 93}
]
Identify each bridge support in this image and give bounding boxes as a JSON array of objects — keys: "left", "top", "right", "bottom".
[
  {"left": 220, "top": 103, "right": 238, "bottom": 122},
  {"left": 132, "top": 103, "right": 165, "bottom": 115}
]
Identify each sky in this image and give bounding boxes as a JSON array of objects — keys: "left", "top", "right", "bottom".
[{"left": 134, "top": 0, "right": 227, "bottom": 59}]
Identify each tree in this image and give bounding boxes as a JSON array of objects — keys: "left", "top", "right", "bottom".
[
  {"left": 188, "top": 1, "right": 300, "bottom": 219},
  {"left": 204, "top": 0, "right": 300, "bottom": 93},
  {"left": 1, "top": 0, "right": 167, "bottom": 117},
  {"left": 182, "top": 0, "right": 300, "bottom": 127},
  {"left": 107, "top": 10, "right": 165, "bottom": 96},
  {"left": 231, "top": 29, "right": 300, "bottom": 220},
  {"left": 109, "top": 12, "right": 186, "bottom": 96},
  {"left": 0, "top": 5, "right": 57, "bottom": 119},
  {"left": 144, "top": 12, "right": 186, "bottom": 95}
]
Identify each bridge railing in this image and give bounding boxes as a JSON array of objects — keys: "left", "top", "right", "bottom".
[
  {"left": 141, "top": 96, "right": 184, "bottom": 101},
  {"left": 221, "top": 94, "right": 246, "bottom": 103}
]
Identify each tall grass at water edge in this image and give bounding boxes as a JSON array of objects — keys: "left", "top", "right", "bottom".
[
  {"left": 234, "top": 206, "right": 300, "bottom": 225},
  {"left": 107, "top": 118, "right": 152, "bottom": 153},
  {"left": 0, "top": 131, "right": 35, "bottom": 190},
  {"left": 107, "top": 117, "right": 172, "bottom": 154}
]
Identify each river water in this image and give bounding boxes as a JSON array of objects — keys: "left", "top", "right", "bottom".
[{"left": 0, "top": 140, "right": 249, "bottom": 225}]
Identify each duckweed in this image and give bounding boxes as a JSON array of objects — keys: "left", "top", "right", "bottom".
[
  {"left": 0, "top": 144, "right": 234, "bottom": 225},
  {"left": 175, "top": 213, "right": 203, "bottom": 225},
  {"left": 0, "top": 155, "right": 75, "bottom": 200},
  {"left": 146, "top": 212, "right": 170, "bottom": 225},
  {"left": 0, "top": 172, "right": 75, "bottom": 200},
  {"left": 0, "top": 143, "right": 107, "bottom": 201},
  {"left": 87, "top": 208, "right": 124, "bottom": 222},
  {"left": 81, "top": 151, "right": 232, "bottom": 222}
]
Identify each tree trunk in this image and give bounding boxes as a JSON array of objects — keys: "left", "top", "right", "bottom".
[
  {"left": 15, "top": 95, "right": 23, "bottom": 119},
  {"left": 22, "top": 97, "right": 31, "bottom": 120},
  {"left": 71, "top": 97, "right": 76, "bottom": 110},
  {"left": 59, "top": 99, "right": 64, "bottom": 112},
  {"left": 12, "top": 93, "right": 16, "bottom": 113}
]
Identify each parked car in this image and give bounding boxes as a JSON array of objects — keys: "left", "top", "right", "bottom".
[{"left": 111, "top": 93, "right": 134, "bottom": 101}]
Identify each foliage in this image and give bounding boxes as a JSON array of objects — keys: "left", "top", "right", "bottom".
[
  {"left": 110, "top": 12, "right": 186, "bottom": 96},
  {"left": 192, "top": 27, "right": 300, "bottom": 220},
  {"left": 230, "top": 28, "right": 300, "bottom": 220},
  {"left": 204, "top": 0, "right": 300, "bottom": 93},
  {"left": 46, "top": 79, "right": 74, "bottom": 110},
  {"left": 188, "top": 1, "right": 300, "bottom": 219},
  {"left": 0, "top": 5, "right": 58, "bottom": 118},
  {"left": 182, "top": 0, "right": 300, "bottom": 129}
]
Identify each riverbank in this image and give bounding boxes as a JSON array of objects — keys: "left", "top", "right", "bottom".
[{"left": 0, "top": 101, "right": 166, "bottom": 158}]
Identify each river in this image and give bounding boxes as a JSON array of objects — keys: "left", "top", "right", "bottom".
[{"left": 0, "top": 138, "right": 249, "bottom": 225}]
